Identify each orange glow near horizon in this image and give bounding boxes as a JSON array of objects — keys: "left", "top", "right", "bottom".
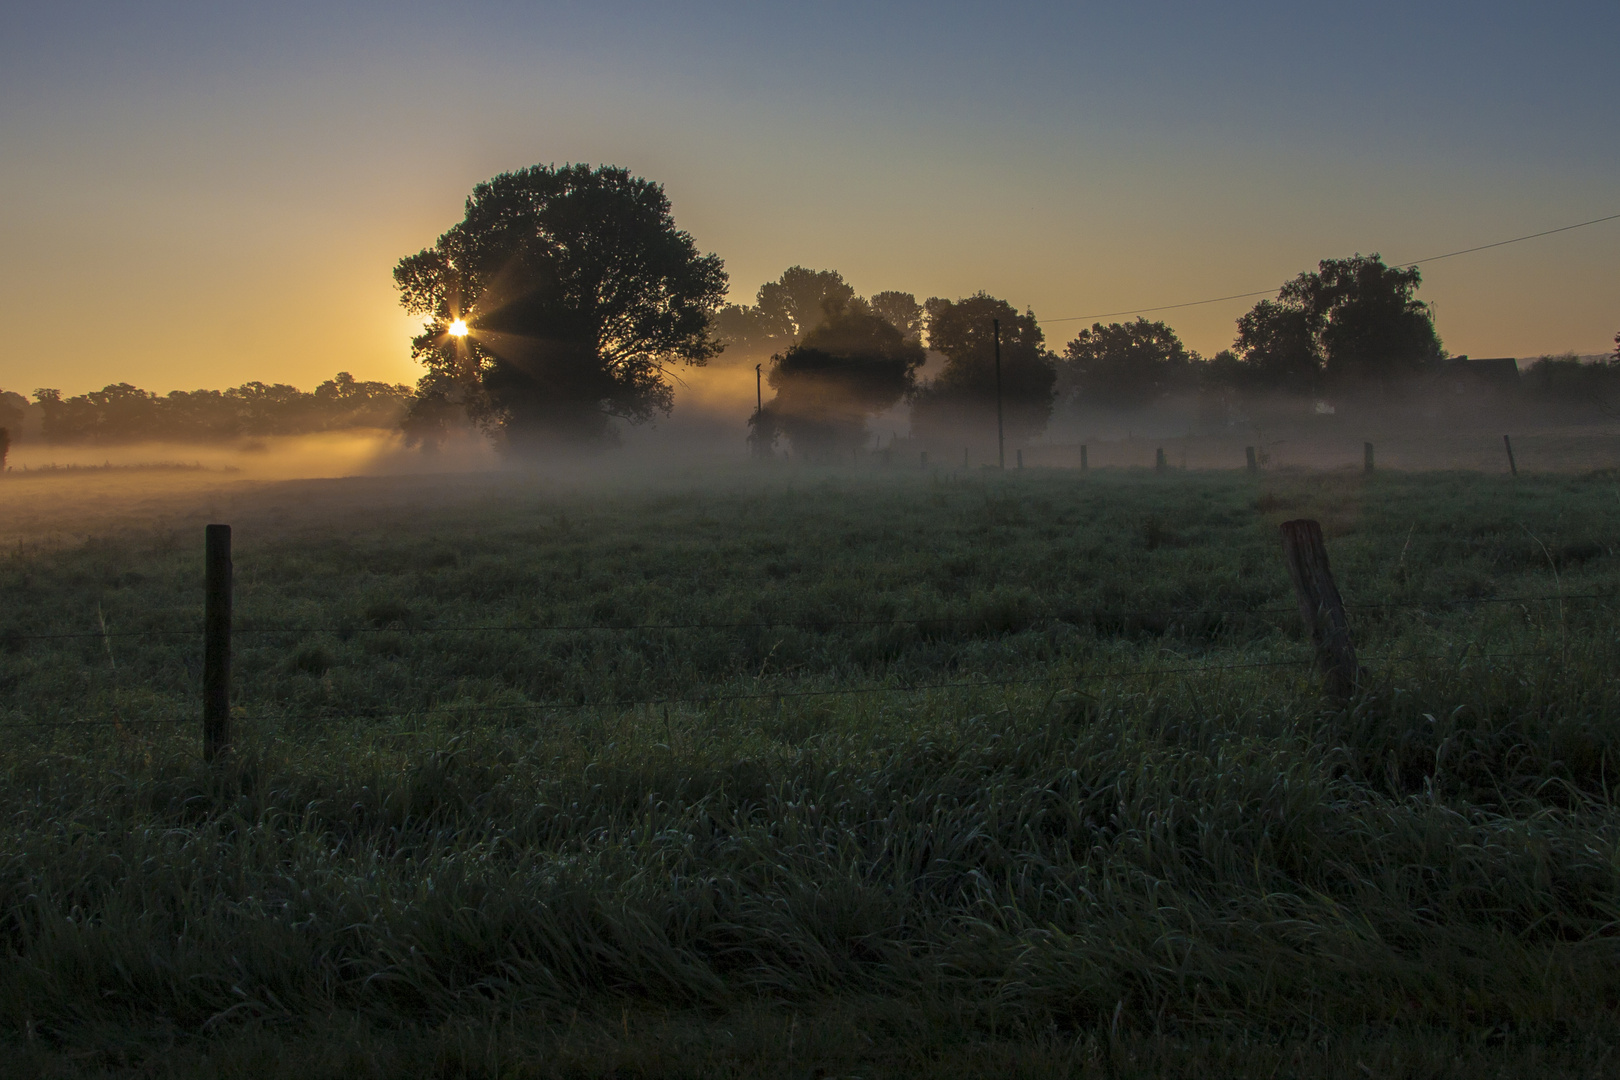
[{"left": 2, "top": 6, "right": 1616, "bottom": 402}]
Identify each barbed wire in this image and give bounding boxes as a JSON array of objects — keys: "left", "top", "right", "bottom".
[{"left": 3, "top": 592, "right": 1607, "bottom": 643}]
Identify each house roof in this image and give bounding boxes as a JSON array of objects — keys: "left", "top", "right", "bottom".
[{"left": 1436, "top": 356, "right": 1521, "bottom": 386}]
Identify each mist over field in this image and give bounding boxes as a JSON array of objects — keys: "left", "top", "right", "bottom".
[
  {"left": 1, "top": 428, "right": 495, "bottom": 480},
  {"left": 3, "top": 1, "right": 1618, "bottom": 1070},
  {"left": 9, "top": 374, "right": 1620, "bottom": 485}
]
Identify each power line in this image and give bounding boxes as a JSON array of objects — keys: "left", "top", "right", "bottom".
[
  {"left": 1041, "top": 211, "right": 1620, "bottom": 325},
  {"left": 1392, "top": 212, "right": 1620, "bottom": 269},
  {"left": 1043, "top": 288, "right": 1278, "bottom": 324}
]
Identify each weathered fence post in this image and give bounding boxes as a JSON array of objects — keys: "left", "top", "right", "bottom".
[
  {"left": 1246, "top": 445, "right": 1257, "bottom": 473},
  {"left": 203, "top": 524, "right": 232, "bottom": 761},
  {"left": 1155, "top": 447, "right": 1167, "bottom": 473},
  {"left": 1363, "top": 442, "right": 1374, "bottom": 473},
  {"left": 1080, "top": 444, "right": 1088, "bottom": 472},
  {"left": 1279, "top": 518, "right": 1359, "bottom": 699},
  {"left": 1503, "top": 435, "right": 1518, "bottom": 477}
]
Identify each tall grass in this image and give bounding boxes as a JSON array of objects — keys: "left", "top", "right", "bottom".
[{"left": 1, "top": 465, "right": 1617, "bottom": 1075}]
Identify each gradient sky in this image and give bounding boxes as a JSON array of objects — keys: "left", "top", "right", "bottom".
[{"left": 2, "top": 0, "right": 1615, "bottom": 397}]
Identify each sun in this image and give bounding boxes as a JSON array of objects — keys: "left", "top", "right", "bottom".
[{"left": 448, "top": 318, "right": 469, "bottom": 337}]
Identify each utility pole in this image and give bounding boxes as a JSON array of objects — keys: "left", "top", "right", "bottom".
[
  {"left": 993, "top": 318, "right": 1005, "bottom": 470},
  {"left": 750, "top": 363, "right": 763, "bottom": 458}
]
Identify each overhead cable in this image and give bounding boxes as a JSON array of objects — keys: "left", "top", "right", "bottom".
[{"left": 1041, "top": 211, "right": 1620, "bottom": 325}]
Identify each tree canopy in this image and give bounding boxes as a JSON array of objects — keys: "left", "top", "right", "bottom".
[
  {"left": 1230, "top": 301, "right": 1319, "bottom": 393},
  {"left": 393, "top": 164, "right": 727, "bottom": 449},
  {"left": 1224, "top": 254, "right": 1443, "bottom": 392},
  {"left": 758, "top": 300, "right": 924, "bottom": 458},
  {"left": 868, "top": 291, "right": 924, "bottom": 343},
  {"left": 1060, "top": 318, "right": 1198, "bottom": 410},
  {"left": 711, "top": 267, "right": 859, "bottom": 362},
  {"left": 908, "top": 294, "right": 1056, "bottom": 447}
]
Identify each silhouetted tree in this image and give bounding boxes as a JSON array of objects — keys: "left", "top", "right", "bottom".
[
  {"left": 909, "top": 294, "right": 1056, "bottom": 446},
  {"left": 0, "top": 427, "right": 8, "bottom": 470},
  {"left": 869, "top": 291, "right": 924, "bottom": 342},
  {"left": 393, "top": 164, "right": 727, "bottom": 450},
  {"left": 759, "top": 267, "right": 856, "bottom": 341},
  {"left": 712, "top": 267, "right": 857, "bottom": 362},
  {"left": 1306, "top": 256, "right": 1444, "bottom": 385},
  {"left": 32, "top": 389, "right": 63, "bottom": 441},
  {"left": 763, "top": 300, "right": 924, "bottom": 458},
  {"left": 0, "top": 391, "right": 26, "bottom": 437},
  {"left": 1229, "top": 301, "right": 1319, "bottom": 393},
  {"left": 1523, "top": 352, "right": 1620, "bottom": 407},
  {"left": 1059, "top": 318, "right": 1197, "bottom": 410},
  {"left": 1223, "top": 254, "right": 1442, "bottom": 393}
]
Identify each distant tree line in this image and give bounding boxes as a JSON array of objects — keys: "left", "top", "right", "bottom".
[
  {"left": 0, "top": 373, "right": 413, "bottom": 444},
  {"left": 720, "top": 254, "right": 1462, "bottom": 456},
  {"left": 12, "top": 165, "right": 1612, "bottom": 462},
  {"left": 384, "top": 163, "right": 1619, "bottom": 455}
]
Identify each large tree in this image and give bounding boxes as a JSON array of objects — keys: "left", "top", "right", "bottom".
[
  {"left": 908, "top": 294, "right": 1056, "bottom": 447},
  {"left": 1224, "top": 254, "right": 1443, "bottom": 393},
  {"left": 1230, "top": 301, "right": 1319, "bottom": 393},
  {"left": 757, "top": 300, "right": 924, "bottom": 458},
  {"left": 1060, "top": 318, "right": 1198, "bottom": 410},
  {"left": 393, "top": 164, "right": 727, "bottom": 449}
]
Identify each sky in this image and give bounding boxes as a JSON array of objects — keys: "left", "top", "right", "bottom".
[{"left": 1, "top": 0, "right": 1616, "bottom": 397}]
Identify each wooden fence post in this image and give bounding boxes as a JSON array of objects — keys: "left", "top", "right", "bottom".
[
  {"left": 1155, "top": 447, "right": 1167, "bottom": 473},
  {"left": 1246, "top": 446, "right": 1257, "bottom": 473},
  {"left": 1279, "top": 518, "right": 1359, "bottom": 699},
  {"left": 1363, "top": 442, "right": 1374, "bottom": 473},
  {"left": 1503, "top": 435, "right": 1518, "bottom": 477},
  {"left": 204, "top": 524, "right": 232, "bottom": 761}
]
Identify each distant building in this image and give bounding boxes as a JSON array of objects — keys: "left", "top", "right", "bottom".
[{"left": 1431, "top": 355, "right": 1521, "bottom": 403}]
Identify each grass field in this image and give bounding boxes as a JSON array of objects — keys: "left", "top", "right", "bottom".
[{"left": 2, "top": 461, "right": 1619, "bottom": 1077}]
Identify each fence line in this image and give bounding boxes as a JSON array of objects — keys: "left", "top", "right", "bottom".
[
  {"left": 5, "top": 592, "right": 1609, "bottom": 643},
  {"left": 0, "top": 647, "right": 1554, "bottom": 734}
]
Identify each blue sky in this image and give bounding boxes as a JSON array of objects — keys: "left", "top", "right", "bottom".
[{"left": 2, "top": 1, "right": 1615, "bottom": 393}]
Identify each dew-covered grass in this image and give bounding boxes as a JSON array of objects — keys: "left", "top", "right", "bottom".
[{"left": 1, "top": 463, "right": 1618, "bottom": 1076}]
